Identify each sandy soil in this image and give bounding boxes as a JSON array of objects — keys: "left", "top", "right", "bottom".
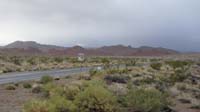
[{"left": 0, "top": 84, "right": 38, "bottom": 112}]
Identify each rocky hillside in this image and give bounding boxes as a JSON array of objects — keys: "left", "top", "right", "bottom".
[{"left": 0, "top": 41, "right": 179, "bottom": 56}]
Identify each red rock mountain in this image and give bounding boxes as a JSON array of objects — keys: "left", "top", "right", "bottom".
[{"left": 0, "top": 41, "right": 178, "bottom": 56}]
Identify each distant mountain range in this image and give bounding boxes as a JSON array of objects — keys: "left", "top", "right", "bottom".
[{"left": 0, "top": 41, "right": 179, "bottom": 56}]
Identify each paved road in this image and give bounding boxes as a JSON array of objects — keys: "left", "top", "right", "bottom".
[{"left": 0, "top": 67, "right": 92, "bottom": 84}]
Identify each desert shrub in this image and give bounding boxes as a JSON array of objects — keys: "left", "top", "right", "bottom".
[
  {"left": 23, "top": 100, "right": 48, "bottom": 112},
  {"left": 89, "top": 69, "right": 98, "bottom": 76},
  {"left": 54, "top": 57, "right": 64, "bottom": 63},
  {"left": 150, "top": 63, "right": 162, "bottom": 70},
  {"left": 79, "top": 74, "right": 91, "bottom": 80},
  {"left": 5, "top": 84, "right": 16, "bottom": 90},
  {"left": 40, "top": 75, "right": 53, "bottom": 84},
  {"left": 65, "top": 75, "right": 71, "bottom": 79},
  {"left": 165, "top": 60, "right": 191, "bottom": 69},
  {"left": 106, "top": 68, "right": 129, "bottom": 74},
  {"left": 169, "top": 69, "right": 190, "bottom": 83},
  {"left": 150, "top": 59, "right": 159, "bottom": 62},
  {"left": 32, "top": 86, "right": 42, "bottom": 94},
  {"left": 39, "top": 57, "right": 49, "bottom": 64},
  {"left": 190, "top": 104, "right": 200, "bottom": 109},
  {"left": 140, "top": 77, "right": 156, "bottom": 85},
  {"left": 23, "top": 96, "right": 76, "bottom": 112},
  {"left": 14, "top": 83, "right": 19, "bottom": 87},
  {"left": 107, "top": 69, "right": 119, "bottom": 74},
  {"left": 42, "top": 83, "right": 65, "bottom": 98},
  {"left": 74, "top": 84, "right": 117, "bottom": 112},
  {"left": 23, "top": 83, "right": 32, "bottom": 89},
  {"left": 54, "top": 77, "right": 60, "bottom": 81},
  {"left": 104, "top": 74, "right": 129, "bottom": 84},
  {"left": 101, "top": 58, "right": 110, "bottom": 64},
  {"left": 197, "top": 62, "right": 200, "bottom": 66},
  {"left": 27, "top": 57, "right": 36, "bottom": 65},
  {"left": 11, "top": 56, "right": 21, "bottom": 65},
  {"left": 47, "top": 95, "right": 76, "bottom": 112},
  {"left": 120, "top": 68, "right": 130, "bottom": 74},
  {"left": 176, "top": 83, "right": 187, "bottom": 91},
  {"left": 125, "top": 59, "right": 136, "bottom": 66},
  {"left": 64, "top": 85, "right": 80, "bottom": 100},
  {"left": 124, "top": 88, "right": 168, "bottom": 112},
  {"left": 69, "top": 58, "right": 79, "bottom": 63},
  {"left": 2, "top": 67, "right": 13, "bottom": 73},
  {"left": 89, "top": 69, "right": 104, "bottom": 78},
  {"left": 82, "top": 80, "right": 106, "bottom": 88}
]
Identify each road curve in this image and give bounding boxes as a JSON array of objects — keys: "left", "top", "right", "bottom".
[{"left": 0, "top": 67, "right": 92, "bottom": 84}]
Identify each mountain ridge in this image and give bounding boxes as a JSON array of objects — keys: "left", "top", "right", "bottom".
[{"left": 0, "top": 41, "right": 179, "bottom": 56}]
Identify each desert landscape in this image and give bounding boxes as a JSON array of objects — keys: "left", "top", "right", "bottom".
[
  {"left": 0, "top": 0, "right": 200, "bottom": 112},
  {"left": 0, "top": 42, "right": 199, "bottom": 112}
]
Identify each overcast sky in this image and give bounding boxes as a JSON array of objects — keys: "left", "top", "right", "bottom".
[{"left": 0, "top": 0, "right": 200, "bottom": 51}]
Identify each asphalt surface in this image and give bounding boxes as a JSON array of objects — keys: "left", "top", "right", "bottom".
[{"left": 0, "top": 67, "right": 92, "bottom": 84}]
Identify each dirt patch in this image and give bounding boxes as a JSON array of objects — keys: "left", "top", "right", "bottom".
[{"left": 0, "top": 84, "right": 38, "bottom": 112}]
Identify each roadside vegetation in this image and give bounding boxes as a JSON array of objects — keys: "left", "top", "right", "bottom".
[{"left": 1, "top": 56, "right": 200, "bottom": 112}]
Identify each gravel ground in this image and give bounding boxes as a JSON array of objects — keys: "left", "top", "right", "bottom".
[{"left": 0, "top": 84, "right": 38, "bottom": 112}]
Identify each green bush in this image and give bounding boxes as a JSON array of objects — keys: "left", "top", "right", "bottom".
[
  {"left": 23, "top": 100, "right": 48, "bottom": 112},
  {"left": 23, "top": 83, "right": 32, "bottom": 89},
  {"left": 104, "top": 74, "right": 129, "bottom": 84},
  {"left": 2, "top": 67, "right": 13, "bottom": 73},
  {"left": 169, "top": 70, "right": 189, "bottom": 83},
  {"left": 125, "top": 60, "right": 136, "bottom": 66},
  {"left": 14, "top": 83, "right": 19, "bottom": 87},
  {"left": 64, "top": 85, "right": 80, "bottom": 100},
  {"left": 27, "top": 57, "right": 36, "bottom": 65},
  {"left": 54, "top": 57, "right": 64, "bottom": 63},
  {"left": 47, "top": 95, "right": 76, "bottom": 112},
  {"left": 6, "top": 84, "right": 16, "bottom": 90},
  {"left": 32, "top": 86, "right": 42, "bottom": 94},
  {"left": 11, "top": 56, "right": 21, "bottom": 65},
  {"left": 74, "top": 84, "right": 117, "bottom": 112},
  {"left": 190, "top": 105, "right": 200, "bottom": 109},
  {"left": 101, "top": 58, "right": 110, "bottom": 65},
  {"left": 150, "top": 63, "right": 162, "bottom": 70},
  {"left": 124, "top": 88, "right": 168, "bottom": 112},
  {"left": 42, "top": 83, "right": 65, "bottom": 98},
  {"left": 40, "top": 75, "right": 53, "bottom": 84},
  {"left": 140, "top": 77, "right": 156, "bottom": 85},
  {"left": 89, "top": 69, "right": 98, "bottom": 76},
  {"left": 106, "top": 68, "right": 129, "bottom": 74},
  {"left": 165, "top": 60, "right": 191, "bottom": 69},
  {"left": 23, "top": 96, "right": 76, "bottom": 112},
  {"left": 65, "top": 75, "right": 71, "bottom": 79},
  {"left": 150, "top": 59, "right": 160, "bottom": 62}
]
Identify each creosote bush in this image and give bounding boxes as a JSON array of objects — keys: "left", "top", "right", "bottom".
[
  {"left": 150, "top": 63, "right": 162, "bottom": 70},
  {"left": 106, "top": 68, "right": 130, "bottom": 75},
  {"left": 104, "top": 74, "right": 129, "bottom": 84},
  {"left": 89, "top": 69, "right": 98, "bottom": 76},
  {"left": 40, "top": 75, "right": 53, "bottom": 84},
  {"left": 74, "top": 84, "right": 117, "bottom": 112},
  {"left": 169, "top": 69, "right": 190, "bottom": 83},
  {"left": 47, "top": 95, "right": 76, "bottom": 112},
  {"left": 64, "top": 85, "right": 80, "bottom": 100},
  {"left": 23, "top": 100, "right": 48, "bottom": 112},
  {"left": 42, "top": 83, "right": 65, "bottom": 98},
  {"left": 23, "top": 96, "right": 76, "bottom": 112},
  {"left": 124, "top": 88, "right": 168, "bottom": 112},
  {"left": 165, "top": 60, "right": 191, "bottom": 69},
  {"left": 5, "top": 84, "right": 16, "bottom": 90},
  {"left": 32, "top": 86, "right": 42, "bottom": 94},
  {"left": 23, "top": 83, "right": 32, "bottom": 89}
]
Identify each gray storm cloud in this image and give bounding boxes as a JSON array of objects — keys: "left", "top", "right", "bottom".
[{"left": 0, "top": 0, "right": 200, "bottom": 51}]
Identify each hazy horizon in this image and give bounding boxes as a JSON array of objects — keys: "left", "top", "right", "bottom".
[
  {"left": 0, "top": 0, "right": 200, "bottom": 52},
  {"left": 0, "top": 40, "right": 176, "bottom": 49}
]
